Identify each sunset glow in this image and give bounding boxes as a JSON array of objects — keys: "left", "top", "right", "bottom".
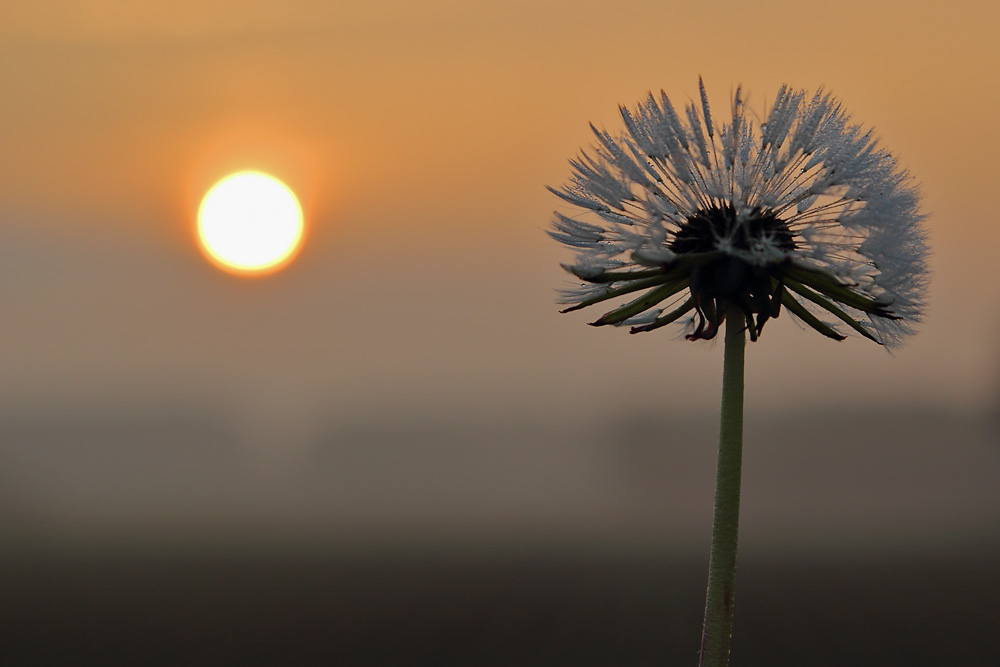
[{"left": 197, "top": 172, "right": 304, "bottom": 275}]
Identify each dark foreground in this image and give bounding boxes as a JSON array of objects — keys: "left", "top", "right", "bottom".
[{"left": 1, "top": 547, "right": 997, "bottom": 666}]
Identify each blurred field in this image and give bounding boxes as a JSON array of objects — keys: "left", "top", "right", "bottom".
[
  {"left": 2, "top": 546, "right": 998, "bottom": 666},
  {"left": 1, "top": 407, "right": 997, "bottom": 664}
]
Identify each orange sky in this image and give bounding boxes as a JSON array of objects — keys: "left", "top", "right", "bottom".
[{"left": 2, "top": 0, "right": 999, "bottom": 424}]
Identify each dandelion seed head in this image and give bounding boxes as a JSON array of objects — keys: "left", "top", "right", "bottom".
[{"left": 550, "top": 80, "right": 928, "bottom": 347}]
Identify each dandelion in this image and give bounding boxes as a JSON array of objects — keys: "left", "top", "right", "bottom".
[{"left": 548, "top": 79, "right": 928, "bottom": 666}]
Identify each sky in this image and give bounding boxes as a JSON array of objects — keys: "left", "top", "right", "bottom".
[{"left": 1, "top": 0, "right": 999, "bottom": 552}]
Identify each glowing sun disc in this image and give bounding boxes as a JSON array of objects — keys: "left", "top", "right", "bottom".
[{"left": 197, "top": 171, "right": 304, "bottom": 275}]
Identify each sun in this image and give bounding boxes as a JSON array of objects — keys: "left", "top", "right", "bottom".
[{"left": 197, "top": 171, "right": 304, "bottom": 276}]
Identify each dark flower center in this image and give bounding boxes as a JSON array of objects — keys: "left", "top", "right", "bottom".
[
  {"left": 669, "top": 204, "right": 796, "bottom": 255},
  {"left": 669, "top": 204, "right": 796, "bottom": 341}
]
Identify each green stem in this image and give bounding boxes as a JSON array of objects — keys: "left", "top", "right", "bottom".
[{"left": 698, "top": 303, "right": 746, "bottom": 667}]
